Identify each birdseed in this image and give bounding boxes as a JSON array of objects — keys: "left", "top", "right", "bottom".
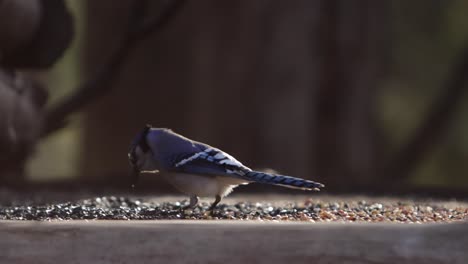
[{"left": 0, "top": 195, "right": 466, "bottom": 222}]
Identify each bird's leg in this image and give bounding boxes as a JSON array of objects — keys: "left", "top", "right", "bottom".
[
  {"left": 182, "top": 195, "right": 199, "bottom": 210},
  {"left": 209, "top": 195, "right": 222, "bottom": 214}
]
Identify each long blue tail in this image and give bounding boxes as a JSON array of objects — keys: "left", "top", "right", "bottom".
[{"left": 243, "top": 171, "right": 324, "bottom": 191}]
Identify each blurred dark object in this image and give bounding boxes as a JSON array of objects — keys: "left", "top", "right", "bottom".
[
  {"left": 0, "top": 0, "right": 41, "bottom": 63},
  {"left": 0, "top": 70, "right": 47, "bottom": 181},
  {"left": 0, "top": 0, "right": 72, "bottom": 181},
  {"left": 0, "top": 0, "right": 73, "bottom": 68}
]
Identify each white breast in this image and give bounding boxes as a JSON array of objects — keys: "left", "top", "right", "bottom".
[{"left": 163, "top": 172, "right": 249, "bottom": 198}]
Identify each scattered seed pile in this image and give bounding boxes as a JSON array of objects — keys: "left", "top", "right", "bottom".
[{"left": 0, "top": 196, "right": 466, "bottom": 222}]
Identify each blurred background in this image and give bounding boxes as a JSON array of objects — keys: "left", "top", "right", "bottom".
[{"left": 1, "top": 0, "right": 468, "bottom": 196}]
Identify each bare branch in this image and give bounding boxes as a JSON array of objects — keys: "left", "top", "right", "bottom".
[
  {"left": 42, "top": 0, "right": 187, "bottom": 137},
  {"left": 385, "top": 45, "right": 468, "bottom": 181}
]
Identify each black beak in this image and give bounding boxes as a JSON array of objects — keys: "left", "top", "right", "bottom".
[{"left": 131, "top": 166, "right": 140, "bottom": 188}]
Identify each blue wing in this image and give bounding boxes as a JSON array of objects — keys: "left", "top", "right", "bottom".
[{"left": 171, "top": 147, "right": 252, "bottom": 178}]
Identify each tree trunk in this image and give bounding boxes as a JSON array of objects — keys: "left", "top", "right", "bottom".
[{"left": 314, "top": 0, "right": 386, "bottom": 186}]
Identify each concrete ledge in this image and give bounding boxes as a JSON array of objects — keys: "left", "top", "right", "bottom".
[{"left": 0, "top": 220, "right": 467, "bottom": 264}]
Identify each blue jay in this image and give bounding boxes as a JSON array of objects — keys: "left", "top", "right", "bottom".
[{"left": 128, "top": 125, "right": 324, "bottom": 211}]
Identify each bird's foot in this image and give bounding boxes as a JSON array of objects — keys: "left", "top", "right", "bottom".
[
  {"left": 207, "top": 195, "right": 222, "bottom": 216},
  {"left": 178, "top": 195, "right": 199, "bottom": 217}
]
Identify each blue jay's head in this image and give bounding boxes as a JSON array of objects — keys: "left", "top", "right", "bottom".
[
  {"left": 128, "top": 124, "right": 153, "bottom": 186},
  {"left": 128, "top": 126, "right": 197, "bottom": 186}
]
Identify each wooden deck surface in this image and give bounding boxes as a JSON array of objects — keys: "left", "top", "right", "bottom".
[{"left": 1, "top": 220, "right": 466, "bottom": 264}]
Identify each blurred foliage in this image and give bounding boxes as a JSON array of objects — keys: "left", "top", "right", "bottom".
[{"left": 380, "top": 0, "right": 468, "bottom": 187}]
